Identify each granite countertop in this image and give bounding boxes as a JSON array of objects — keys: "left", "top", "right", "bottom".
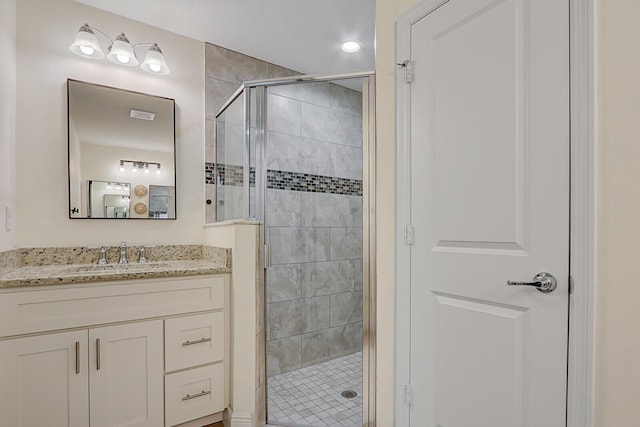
[{"left": 0, "top": 245, "right": 231, "bottom": 288}]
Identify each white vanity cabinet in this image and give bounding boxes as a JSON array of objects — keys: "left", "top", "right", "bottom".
[{"left": 0, "top": 274, "right": 230, "bottom": 427}]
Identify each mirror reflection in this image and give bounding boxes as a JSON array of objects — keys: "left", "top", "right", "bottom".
[
  {"left": 68, "top": 79, "right": 176, "bottom": 219},
  {"left": 88, "top": 180, "right": 131, "bottom": 218}
]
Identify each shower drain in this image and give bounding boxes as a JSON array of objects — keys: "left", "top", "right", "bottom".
[{"left": 341, "top": 390, "right": 358, "bottom": 399}]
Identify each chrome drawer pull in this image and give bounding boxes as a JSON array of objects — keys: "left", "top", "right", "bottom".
[
  {"left": 75, "top": 341, "right": 80, "bottom": 374},
  {"left": 182, "top": 337, "right": 211, "bottom": 347},
  {"left": 96, "top": 338, "right": 101, "bottom": 370},
  {"left": 182, "top": 390, "right": 211, "bottom": 401}
]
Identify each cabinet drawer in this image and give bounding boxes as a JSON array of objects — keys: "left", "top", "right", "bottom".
[
  {"left": 165, "top": 312, "right": 224, "bottom": 372},
  {"left": 165, "top": 363, "right": 224, "bottom": 427}
]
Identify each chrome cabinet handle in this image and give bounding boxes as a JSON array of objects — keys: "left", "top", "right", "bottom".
[
  {"left": 75, "top": 341, "right": 80, "bottom": 374},
  {"left": 507, "top": 272, "right": 557, "bottom": 293},
  {"left": 182, "top": 337, "right": 212, "bottom": 347},
  {"left": 96, "top": 338, "right": 101, "bottom": 370},
  {"left": 182, "top": 390, "right": 211, "bottom": 401}
]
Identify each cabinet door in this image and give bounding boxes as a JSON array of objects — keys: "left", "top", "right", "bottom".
[
  {"left": 89, "top": 320, "right": 163, "bottom": 427},
  {"left": 0, "top": 330, "right": 89, "bottom": 427}
]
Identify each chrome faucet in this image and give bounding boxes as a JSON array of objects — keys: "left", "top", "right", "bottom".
[{"left": 118, "top": 242, "right": 128, "bottom": 265}]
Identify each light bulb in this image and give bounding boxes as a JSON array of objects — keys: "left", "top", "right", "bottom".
[
  {"left": 149, "top": 63, "right": 161, "bottom": 73},
  {"left": 144, "top": 164, "right": 150, "bottom": 174},
  {"left": 115, "top": 184, "right": 122, "bottom": 190},
  {"left": 132, "top": 166, "right": 137, "bottom": 173},
  {"left": 119, "top": 161, "right": 124, "bottom": 172},
  {"left": 106, "top": 183, "right": 113, "bottom": 190},
  {"left": 341, "top": 41, "right": 361, "bottom": 53},
  {"left": 79, "top": 45, "right": 95, "bottom": 55},
  {"left": 116, "top": 54, "right": 130, "bottom": 64},
  {"left": 156, "top": 164, "right": 161, "bottom": 175}
]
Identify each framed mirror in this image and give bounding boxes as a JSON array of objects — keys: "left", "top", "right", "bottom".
[{"left": 67, "top": 79, "right": 176, "bottom": 219}]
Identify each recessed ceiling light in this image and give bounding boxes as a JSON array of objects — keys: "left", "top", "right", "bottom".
[{"left": 341, "top": 41, "right": 361, "bottom": 53}]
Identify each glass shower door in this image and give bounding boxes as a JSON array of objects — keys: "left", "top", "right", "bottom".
[{"left": 264, "top": 79, "right": 365, "bottom": 427}]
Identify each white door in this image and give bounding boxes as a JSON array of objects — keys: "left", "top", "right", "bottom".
[
  {"left": 89, "top": 320, "right": 164, "bottom": 427},
  {"left": 402, "top": 0, "right": 569, "bottom": 425},
  {"left": 0, "top": 331, "right": 89, "bottom": 427}
]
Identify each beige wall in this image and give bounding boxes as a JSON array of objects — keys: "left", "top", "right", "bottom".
[
  {"left": 0, "top": 0, "right": 17, "bottom": 251},
  {"left": 15, "top": 0, "right": 204, "bottom": 247},
  {"left": 595, "top": 0, "right": 640, "bottom": 425},
  {"left": 375, "top": 0, "right": 419, "bottom": 425}
]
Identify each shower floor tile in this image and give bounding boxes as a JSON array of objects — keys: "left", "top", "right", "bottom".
[{"left": 267, "top": 352, "right": 363, "bottom": 427}]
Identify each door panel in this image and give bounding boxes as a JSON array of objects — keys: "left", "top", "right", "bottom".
[
  {"left": 90, "top": 320, "right": 163, "bottom": 427},
  {"left": 408, "top": 0, "right": 569, "bottom": 425},
  {"left": 433, "top": 294, "right": 526, "bottom": 425},
  {"left": 0, "top": 331, "right": 89, "bottom": 427},
  {"left": 431, "top": 0, "right": 525, "bottom": 250}
]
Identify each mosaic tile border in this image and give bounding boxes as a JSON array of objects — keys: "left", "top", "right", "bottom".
[
  {"left": 205, "top": 162, "right": 215, "bottom": 184},
  {"left": 206, "top": 163, "right": 362, "bottom": 197},
  {"left": 268, "top": 169, "right": 362, "bottom": 196}
]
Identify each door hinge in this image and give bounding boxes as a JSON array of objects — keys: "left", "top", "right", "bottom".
[
  {"left": 404, "top": 384, "right": 413, "bottom": 406},
  {"left": 398, "top": 59, "right": 413, "bottom": 84},
  {"left": 405, "top": 224, "right": 415, "bottom": 246},
  {"left": 569, "top": 274, "right": 574, "bottom": 295}
]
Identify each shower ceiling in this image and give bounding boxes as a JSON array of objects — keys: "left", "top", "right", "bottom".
[{"left": 73, "top": 0, "right": 375, "bottom": 77}]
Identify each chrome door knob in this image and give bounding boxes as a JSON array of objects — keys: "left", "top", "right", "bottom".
[{"left": 507, "top": 272, "right": 557, "bottom": 293}]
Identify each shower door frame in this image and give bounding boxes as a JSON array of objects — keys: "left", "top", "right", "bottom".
[{"left": 228, "top": 71, "right": 377, "bottom": 427}]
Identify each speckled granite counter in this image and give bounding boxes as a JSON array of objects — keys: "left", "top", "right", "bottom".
[{"left": 0, "top": 245, "right": 231, "bottom": 288}]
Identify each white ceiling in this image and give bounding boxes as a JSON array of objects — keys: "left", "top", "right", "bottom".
[
  {"left": 70, "top": 80, "right": 174, "bottom": 152},
  {"left": 73, "top": 0, "right": 376, "bottom": 77}
]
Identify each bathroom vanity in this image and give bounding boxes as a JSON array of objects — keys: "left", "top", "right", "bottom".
[{"left": 0, "top": 246, "right": 231, "bottom": 427}]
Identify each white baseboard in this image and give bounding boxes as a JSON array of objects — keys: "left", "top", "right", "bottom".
[{"left": 225, "top": 407, "right": 253, "bottom": 427}]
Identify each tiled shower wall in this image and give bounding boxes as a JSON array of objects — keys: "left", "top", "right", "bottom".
[
  {"left": 265, "top": 83, "right": 363, "bottom": 376},
  {"left": 204, "top": 42, "right": 364, "bottom": 378}
]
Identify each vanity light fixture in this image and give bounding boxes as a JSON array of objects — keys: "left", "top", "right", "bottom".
[
  {"left": 69, "top": 23, "right": 170, "bottom": 75},
  {"left": 119, "top": 159, "right": 161, "bottom": 174},
  {"left": 341, "top": 41, "right": 361, "bottom": 53}
]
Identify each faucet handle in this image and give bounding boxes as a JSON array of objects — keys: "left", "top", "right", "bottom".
[
  {"left": 138, "top": 245, "right": 156, "bottom": 263},
  {"left": 87, "top": 246, "right": 108, "bottom": 265}
]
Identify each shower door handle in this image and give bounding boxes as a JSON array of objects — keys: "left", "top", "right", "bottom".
[{"left": 264, "top": 244, "right": 271, "bottom": 269}]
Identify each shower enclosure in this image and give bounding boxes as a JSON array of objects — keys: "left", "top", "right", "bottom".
[{"left": 214, "top": 72, "right": 375, "bottom": 427}]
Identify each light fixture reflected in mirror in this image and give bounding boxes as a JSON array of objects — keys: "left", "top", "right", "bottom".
[
  {"left": 69, "top": 23, "right": 170, "bottom": 74},
  {"left": 119, "top": 160, "right": 161, "bottom": 174}
]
